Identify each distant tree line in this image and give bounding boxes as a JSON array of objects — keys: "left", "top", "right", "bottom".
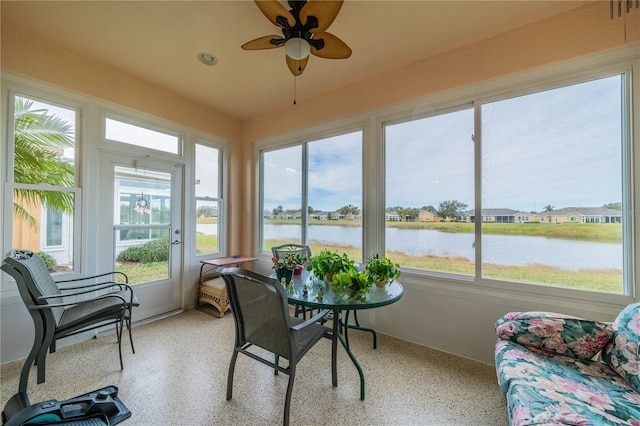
[{"left": 269, "top": 199, "right": 622, "bottom": 222}]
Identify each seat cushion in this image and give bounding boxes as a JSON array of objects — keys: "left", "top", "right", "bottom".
[
  {"left": 57, "top": 296, "right": 125, "bottom": 336},
  {"left": 495, "top": 339, "right": 640, "bottom": 425},
  {"left": 602, "top": 303, "right": 640, "bottom": 393},
  {"left": 202, "top": 277, "right": 225, "bottom": 291}
]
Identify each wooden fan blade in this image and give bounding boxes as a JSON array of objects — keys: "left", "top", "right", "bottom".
[
  {"left": 310, "top": 32, "right": 352, "bottom": 59},
  {"left": 242, "top": 35, "right": 285, "bottom": 50},
  {"left": 300, "top": 0, "right": 344, "bottom": 33},
  {"left": 255, "top": 0, "right": 295, "bottom": 28},
  {"left": 286, "top": 55, "right": 309, "bottom": 76}
]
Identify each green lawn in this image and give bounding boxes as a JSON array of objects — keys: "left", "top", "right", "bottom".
[
  {"left": 264, "top": 239, "right": 623, "bottom": 294},
  {"left": 266, "top": 218, "right": 622, "bottom": 242},
  {"left": 121, "top": 221, "right": 622, "bottom": 294}
]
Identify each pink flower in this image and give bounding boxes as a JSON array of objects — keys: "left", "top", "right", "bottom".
[
  {"left": 627, "top": 312, "right": 640, "bottom": 335},
  {"left": 510, "top": 405, "right": 531, "bottom": 424},
  {"left": 613, "top": 333, "right": 628, "bottom": 349},
  {"left": 528, "top": 318, "right": 565, "bottom": 337},
  {"left": 497, "top": 322, "right": 518, "bottom": 339},
  {"left": 505, "top": 312, "right": 523, "bottom": 320},
  {"left": 624, "top": 392, "right": 640, "bottom": 404},
  {"left": 552, "top": 376, "right": 582, "bottom": 394},
  {"left": 543, "top": 333, "right": 568, "bottom": 354},
  {"left": 620, "top": 354, "right": 640, "bottom": 375},
  {"left": 568, "top": 334, "right": 611, "bottom": 359},
  {"left": 587, "top": 391, "right": 615, "bottom": 412},
  {"left": 551, "top": 413, "right": 591, "bottom": 425}
]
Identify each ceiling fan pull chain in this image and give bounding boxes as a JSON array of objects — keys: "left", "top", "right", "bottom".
[{"left": 293, "top": 75, "right": 297, "bottom": 105}]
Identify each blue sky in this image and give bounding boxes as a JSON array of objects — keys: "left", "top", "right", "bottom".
[{"left": 265, "top": 74, "right": 623, "bottom": 214}]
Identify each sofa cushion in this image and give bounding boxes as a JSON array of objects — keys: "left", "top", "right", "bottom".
[
  {"left": 495, "top": 311, "right": 614, "bottom": 360},
  {"left": 495, "top": 339, "right": 640, "bottom": 425},
  {"left": 603, "top": 303, "right": 640, "bottom": 393}
]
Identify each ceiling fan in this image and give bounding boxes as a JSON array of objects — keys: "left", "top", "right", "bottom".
[{"left": 242, "top": 0, "right": 352, "bottom": 76}]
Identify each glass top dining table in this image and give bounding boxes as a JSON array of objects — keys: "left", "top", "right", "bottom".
[{"left": 276, "top": 269, "right": 404, "bottom": 400}]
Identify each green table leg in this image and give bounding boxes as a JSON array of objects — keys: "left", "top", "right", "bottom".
[{"left": 337, "top": 328, "right": 365, "bottom": 400}]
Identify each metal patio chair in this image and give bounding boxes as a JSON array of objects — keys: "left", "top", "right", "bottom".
[
  {"left": 1, "top": 250, "right": 137, "bottom": 393},
  {"left": 218, "top": 268, "right": 336, "bottom": 426}
]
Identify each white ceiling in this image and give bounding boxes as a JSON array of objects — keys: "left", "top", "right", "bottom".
[{"left": 1, "top": 1, "right": 589, "bottom": 121}]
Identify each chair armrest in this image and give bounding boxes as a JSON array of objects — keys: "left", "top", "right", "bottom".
[
  {"left": 46, "top": 282, "right": 129, "bottom": 298},
  {"left": 33, "top": 292, "right": 128, "bottom": 309},
  {"left": 291, "top": 309, "right": 331, "bottom": 331},
  {"left": 495, "top": 311, "right": 614, "bottom": 360},
  {"left": 58, "top": 281, "right": 128, "bottom": 292},
  {"left": 55, "top": 271, "right": 128, "bottom": 284}
]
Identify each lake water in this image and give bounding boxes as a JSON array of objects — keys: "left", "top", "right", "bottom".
[
  {"left": 257, "top": 224, "right": 622, "bottom": 271},
  {"left": 196, "top": 222, "right": 621, "bottom": 270}
]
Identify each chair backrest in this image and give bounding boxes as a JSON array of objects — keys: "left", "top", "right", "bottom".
[
  {"left": 1, "top": 250, "right": 64, "bottom": 324},
  {"left": 218, "top": 268, "right": 292, "bottom": 359},
  {"left": 271, "top": 244, "right": 312, "bottom": 264}
]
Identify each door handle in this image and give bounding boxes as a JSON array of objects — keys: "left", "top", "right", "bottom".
[{"left": 171, "top": 239, "right": 182, "bottom": 245}]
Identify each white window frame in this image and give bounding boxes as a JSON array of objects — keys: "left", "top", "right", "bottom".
[
  {"left": 192, "top": 139, "right": 227, "bottom": 260},
  {"left": 2, "top": 88, "right": 84, "bottom": 279},
  {"left": 255, "top": 47, "right": 638, "bottom": 308},
  {"left": 256, "top": 123, "right": 367, "bottom": 259}
]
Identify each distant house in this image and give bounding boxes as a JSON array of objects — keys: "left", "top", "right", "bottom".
[
  {"left": 418, "top": 210, "right": 439, "bottom": 222},
  {"left": 309, "top": 211, "right": 329, "bottom": 220},
  {"left": 514, "top": 211, "right": 538, "bottom": 223},
  {"left": 386, "top": 211, "right": 401, "bottom": 221},
  {"left": 462, "top": 208, "right": 520, "bottom": 223},
  {"left": 537, "top": 207, "right": 622, "bottom": 224},
  {"left": 336, "top": 212, "right": 362, "bottom": 220}
]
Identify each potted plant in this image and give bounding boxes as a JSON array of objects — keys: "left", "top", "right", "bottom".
[
  {"left": 331, "top": 267, "right": 373, "bottom": 301},
  {"left": 290, "top": 252, "right": 308, "bottom": 275},
  {"left": 306, "top": 250, "right": 353, "bottom": 283},
  {"left": 272, "top": 252, "right": 306, "bottom": 283},
  {"left": 365, "top": 254, "right": 401, "bottom": 288}
]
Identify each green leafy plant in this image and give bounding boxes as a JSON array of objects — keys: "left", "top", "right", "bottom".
[
  {"left": 116, "top": 236, "right": 170, "bottom": 264},
  {"left": 271, "top": 253, "right": 307, "bottom": 271},
  {"left": 306, "top": 250, "right": 354, "bottom": 280},
  {"left": 331, "top": 267, "right": 373, "bottom": 301},
  {"left": 365, "top": 254, "right": 401, "bottom": 283},
  {"left": 37, "top": 251, "right": 57, "bottom": 272}
]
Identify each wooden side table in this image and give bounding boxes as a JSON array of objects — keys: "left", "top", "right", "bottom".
[{"left": 197, "top": 256, "right": 257, "bottom": 317}]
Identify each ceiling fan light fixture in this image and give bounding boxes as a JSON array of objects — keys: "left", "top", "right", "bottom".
[{"left": 284, "top": 38, "right": 310, "bottom": 60}]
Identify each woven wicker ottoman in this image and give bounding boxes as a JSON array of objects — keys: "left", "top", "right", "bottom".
[{"left": 197, "top": 277, "right": 229, "bottom": 317}]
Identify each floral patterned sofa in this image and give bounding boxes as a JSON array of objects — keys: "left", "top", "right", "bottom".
[{"left": 495, "top": 303, "right": 640, "bottom": 425}]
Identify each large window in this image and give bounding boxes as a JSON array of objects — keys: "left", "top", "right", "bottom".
[
  {"left": 10, "top": 95, "right": 79, "bottom": 272},
  {"left": 261, "top": 131, "right": 363, "bottom": 260},
  {"left": 256, "top": 60, "right": 634, "bottom": 299},
  {"left": 480, "top": 75, "right": 624, "bottom": 293},
  {"left": 194, "top": 143, "right": 222, "bottom": 256},
  {"left": 382, "top": 73, "right": 628, "bottom": 295},
  {"left": 385, "top": 107, "right": 475, "bottom": 275}
]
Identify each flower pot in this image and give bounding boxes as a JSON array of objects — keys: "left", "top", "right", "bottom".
[
  {"left": 293, "top": 265, "right": 303, "bottom": 275},
  {"left": 375, "top": 280, "right": 388, "bottom": 288},
  {"left": 276, "top": 268, "right": 293, "bottom": 283},
  {"left": 325, "top": 272, "right": 334, "bottom": 283}
]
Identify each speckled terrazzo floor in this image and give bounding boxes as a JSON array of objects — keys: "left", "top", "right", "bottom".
[{"left": 0, "top": 309, "right": 508, "bottom": 425}]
